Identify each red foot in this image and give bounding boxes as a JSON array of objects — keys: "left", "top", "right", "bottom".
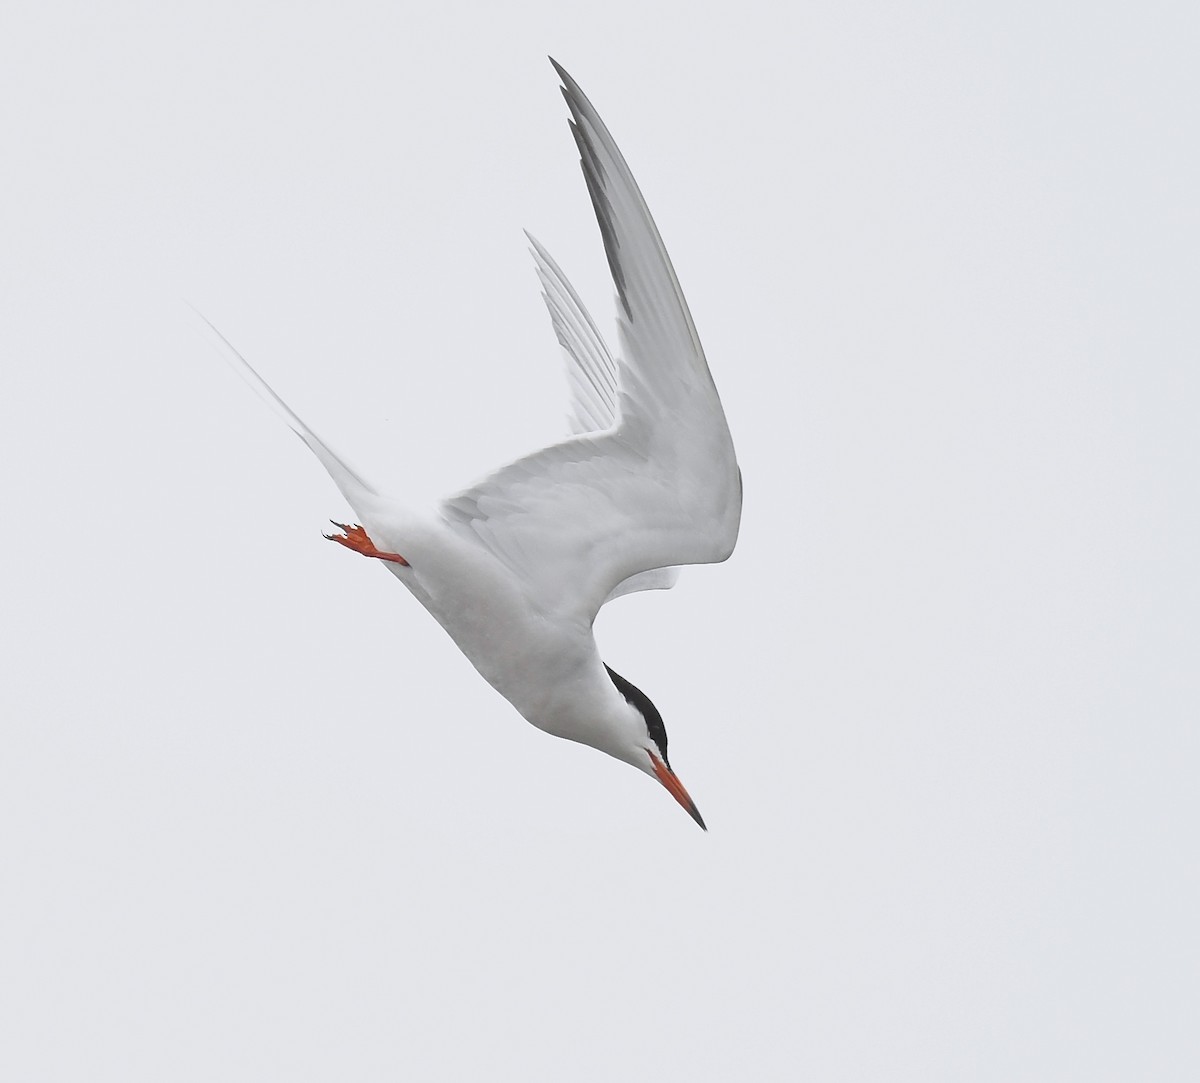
[{"left": 324, "top": 522, "right": 409, "bottom": 566}]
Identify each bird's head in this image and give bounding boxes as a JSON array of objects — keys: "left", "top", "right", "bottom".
[{"left": 604, "top": 665, "right": 706, "bottom": 831}]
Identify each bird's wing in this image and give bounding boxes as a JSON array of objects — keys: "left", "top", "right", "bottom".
[
  {"left": 528, "top": 231, "right": 685, "bottom": 603},
  {"left": 439, "top": 61, "right": 740, "bottom": 622},
  {"left": 602, "top": 565, "right": 681, "bottom": 604},
  {"left": 527, "top": 232, "right": 619, "bottom": 436}
]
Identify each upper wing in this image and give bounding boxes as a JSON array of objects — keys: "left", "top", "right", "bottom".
[
  {"left": 439, "top": 61, "right": 740, "bottom": 622},
  {"left": 527, "top": 231, "right": 620, "bottom": 436},
  {"left": 528, "top": 231, "right": 685, "bottom": 604}
]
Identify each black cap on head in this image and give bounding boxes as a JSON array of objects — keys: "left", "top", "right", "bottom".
[{"left": 605, "top": 665, "right": 669, "bottom": 764}]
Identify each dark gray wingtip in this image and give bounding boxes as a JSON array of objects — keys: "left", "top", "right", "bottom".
[
  {"left": 549, "top": 57, "right": 576, "bottom": 102},
  {"left": 548, "top": 65, "right": 634, "bottom": 322},
  {"left": 549, "top": 58, "right": 596, "bottom": 126}
]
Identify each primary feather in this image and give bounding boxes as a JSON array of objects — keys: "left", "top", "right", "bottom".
[{"left": 527, "top": 233, "right": 620, "bottom": 436}]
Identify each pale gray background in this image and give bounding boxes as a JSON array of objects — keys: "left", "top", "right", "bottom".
[{"left": 2, "top": 2, "right": 1197, "bottom": 1080}]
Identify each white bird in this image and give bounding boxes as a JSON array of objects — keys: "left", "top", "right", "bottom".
[{"left": 205, "top": 60, "right": 741, "bottom": 829}]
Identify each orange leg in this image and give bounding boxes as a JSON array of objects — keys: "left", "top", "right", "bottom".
[{"left": 323, "top": 522, "right": 409, "bottom": 566}]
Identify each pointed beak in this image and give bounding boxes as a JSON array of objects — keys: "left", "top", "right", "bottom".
[{"left": 648, "top": 750, "right": 707, "bottom": 831}]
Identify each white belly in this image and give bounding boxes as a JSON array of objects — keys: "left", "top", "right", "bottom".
[{"left": 365, "top": 508, "right": 597, "bottom": 735}]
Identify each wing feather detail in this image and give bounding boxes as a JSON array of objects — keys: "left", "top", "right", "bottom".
[{"left": 526, "top": 232, "right": 619, "bottom": 435}]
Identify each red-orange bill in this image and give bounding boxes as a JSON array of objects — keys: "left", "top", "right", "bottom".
[{"left": 648, "top": 751, "right": 707, "bottom": 831}]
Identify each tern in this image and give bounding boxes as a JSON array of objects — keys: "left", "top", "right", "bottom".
[{"left": 206, "top": 60, "right": 741, "bottom": 829}]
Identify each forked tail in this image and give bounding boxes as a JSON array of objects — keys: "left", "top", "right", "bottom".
[{"left": 194, "top": 309, "right": 378, "bottom": 511}]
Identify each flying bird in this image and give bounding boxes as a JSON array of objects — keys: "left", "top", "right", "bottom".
[{"left": 206, "top": 60, "right": 741, "bottom": 828}]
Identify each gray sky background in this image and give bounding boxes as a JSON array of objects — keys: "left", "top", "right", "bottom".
[{"left": 3, "top": 2, "right": 1197, "bottom": 1079}]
